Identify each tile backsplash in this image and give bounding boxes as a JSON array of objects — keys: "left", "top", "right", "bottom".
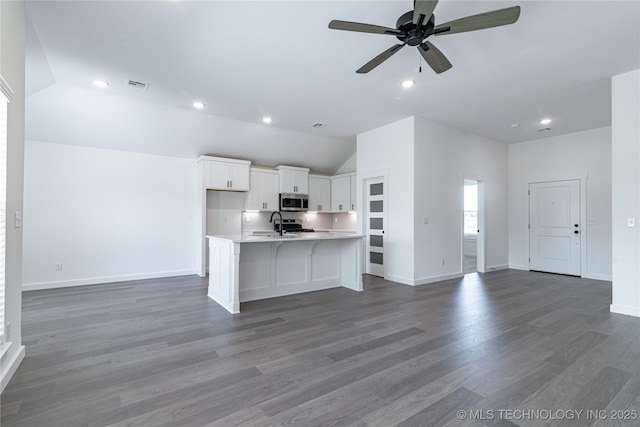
[{"left": 242, "top": 211, "right": 356, "bottom": 232}]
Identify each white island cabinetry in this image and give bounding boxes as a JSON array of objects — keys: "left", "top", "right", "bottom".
[{"left": 207, "top": 233, "right": 364, "bottom": 313}]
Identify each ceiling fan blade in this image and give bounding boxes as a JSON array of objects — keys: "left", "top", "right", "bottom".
[
  {"left": 356, "top": 44, "right": 405, "bottom": 74},
  {"left": 329, "top": 20, "right": 401, "bottom": 35},
  {"left": 433, "top": 6, "right": 521, "bottom": 36},
  {"left": 418, "top": 41, "right": 452, "bottom": 74},
  {"left": 413, "top": 0, "right": 439, "bottom": 25}
]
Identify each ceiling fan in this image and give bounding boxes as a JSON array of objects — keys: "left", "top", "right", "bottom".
[{"left": 328, "top": 0, "right": 521, "bottom": 74}]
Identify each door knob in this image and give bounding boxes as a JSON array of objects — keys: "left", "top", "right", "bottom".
[
  {"left": 574, "top": 230, "right": 579, "bottom": 234},
  {"left": 574, "top": 224, "right": 579, "bottom": 227}
]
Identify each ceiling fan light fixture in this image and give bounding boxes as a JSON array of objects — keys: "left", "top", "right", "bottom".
[
  {"left": 193, "top": 101, "right": 205, "bottom": 109},
  {"left": 93, "top": 79, "right": 109, "bottom": 88},
  {"left": 401, "top": 80, "right": 415, "bottom": 88}
]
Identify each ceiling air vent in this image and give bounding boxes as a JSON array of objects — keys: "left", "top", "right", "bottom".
[
  {"left": 127, "top": 80, "right": 149, "bottom": 90},
  {"left": 312, "top": 123, "right": 327, "bottom": 129}
]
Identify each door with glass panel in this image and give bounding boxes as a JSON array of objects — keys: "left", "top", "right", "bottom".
[{"left": 365, "top": 177, "right": 385, "bottom": 277}]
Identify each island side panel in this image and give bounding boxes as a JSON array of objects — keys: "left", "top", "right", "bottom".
[
  {"left": 339, "top": 237, "right": 364, "bottom": 291},
  {"left": 207, "top": 237, "right": 240, "bottom": 314}
]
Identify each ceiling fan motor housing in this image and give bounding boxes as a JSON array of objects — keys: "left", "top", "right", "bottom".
[{"left": 396, "top": 10, "right": 435, "bottom": 46}]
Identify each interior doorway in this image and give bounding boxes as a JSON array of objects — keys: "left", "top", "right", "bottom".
[
  {"left": 364, "top": 176, "right": 385, "bottom": 277},
  {"left": 462, "top": 179, "right": 485, "bottom": 274}
]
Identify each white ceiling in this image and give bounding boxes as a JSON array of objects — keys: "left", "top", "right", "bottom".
[{"left": 24, "top": 1, "right": 640, "bottom": 174}]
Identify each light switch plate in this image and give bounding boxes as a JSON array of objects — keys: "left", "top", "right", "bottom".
[{"left": 628, "top": 217, "right": 636, "bottom": 227}]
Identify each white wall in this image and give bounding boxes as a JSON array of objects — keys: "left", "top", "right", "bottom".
[
  {"left": 1, "top": 0, "right": 26, "bottom": 392},
  {"left": 508, "top": 127, "right": 612, "bottom": 280},
  {"left": 357, "top": 116, "right": 415, "bottom": 284},
  {"left": 414, "top": 117, "right": 509, "bottom": 282},
  {"left": 22, "top": 141, "right": 199, "bottom": 290},
  {"left": 611, "top": 69, "right": 640, "bottom": 317}
]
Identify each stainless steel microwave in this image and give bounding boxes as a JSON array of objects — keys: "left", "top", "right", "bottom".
[{"left": 279, "top": 193, "right": 309, "bottom": 211}]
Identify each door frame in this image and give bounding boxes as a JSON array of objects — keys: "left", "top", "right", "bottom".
[
  {"left": 358, "top": 168, "right": 389, "bottom": 279},
  {"left": 524, "top": 172, "right": 588, "bottom": 277},
  {"left": 461, "top": 177, "right": 486, "bottom": 273}
]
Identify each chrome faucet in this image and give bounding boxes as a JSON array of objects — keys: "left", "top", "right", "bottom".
[{"left": 269, "top": 211, "right": 283, "bottom": 236}]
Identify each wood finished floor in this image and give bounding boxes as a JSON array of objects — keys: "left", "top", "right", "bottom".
[{"left": 2, "top": 270, "right": 639, "bottom": 426}]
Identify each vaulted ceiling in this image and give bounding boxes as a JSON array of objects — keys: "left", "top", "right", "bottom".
[{"left": 24, "top": 1, "right": 640, "bottom": 174}]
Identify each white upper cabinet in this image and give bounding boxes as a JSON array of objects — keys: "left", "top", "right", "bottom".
[
  {"left": 308, "top": 175, "right": 331, "bottom": 212},
  {"left": 276, "top": 165, "right": 309, "bottom": 194},
  {"left": 331, "top": 173, "right": 356, "bottom": 212},
  {"left": 246, "top": 169, "right": 279, "bottom": 211},
  {"left": 199, "top": 156, "right": 251, "bottom": 191}
]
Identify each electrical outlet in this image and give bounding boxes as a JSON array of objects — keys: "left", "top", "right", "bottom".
[
  {"left": 56, "top": 262, "right": 63, "bottom": 271},
  {"left": 441, "top": 258, "right": 445, "bottom": 266}
]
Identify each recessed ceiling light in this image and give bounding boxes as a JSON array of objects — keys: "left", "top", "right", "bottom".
[
  {"left": 511, "top": 123, "right": 519, "bottom": 128},
  {"left": 539, "top": 118, "right": 552, "bottom": 125},
  {"left": 193, "top": 101, "right": 205, "bottom": 109},
  {"left": 93, "top": 79, "right": 109, "bottom": 88},
  {"left": 401, "top": 80, "right": 415, "bottom": 88},
  {"left": 262, "top": 116, "right": 273, "bottom": 124}
]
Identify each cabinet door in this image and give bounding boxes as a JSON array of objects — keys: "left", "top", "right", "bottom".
[
  {"left": 205, "top": 161, "right": 231, "bottom": 190},
  {"left": 294, "top": 170, "right": 309, "bottom": 194},
  {"left": 280, "top": 171, "right": 296, "bottom": 193},
  {"left": 263, "top": 172, "right": 279, "bottom": 211},
  {"left": 280, "top": 170, "right": 308, "bottom": 193},
  {"left": 246, "top": 171, "right": 265, "bottom": 210},
  {"left": 309, "top": 176, "right": 331, "bottom": 211},
  {"left": 349, "top": 175, "right": 357, "bottom": 211},
  {"left": 331, "top": 176, "right": 351, "bottom": 212},
  {"left": 228, "top": 163, "right": 250, "bottom": 191}
]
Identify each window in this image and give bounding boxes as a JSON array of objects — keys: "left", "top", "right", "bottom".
[
  {"left": 0, "top": 75, "right": 13, "bottom": 345},
  {"left": 464, "top": 181, "right": 478, "bottom": 236}
]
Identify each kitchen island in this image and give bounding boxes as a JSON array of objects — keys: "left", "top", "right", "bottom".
[{"left": 206, "top": 233, "right": 364, "bottom": 313}]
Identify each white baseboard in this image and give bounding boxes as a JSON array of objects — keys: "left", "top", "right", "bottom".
[
  {"left": 384, "top": 274, "right": 415, "bottom": 286},
  {"left": 509, "top": 263, "right": 529, "bottom": 271},
  {"left": 414, "top": 272, "right": 464, "bottom": 286},
  {"left": 385, "top": 272, "right": 464, "bottom": 286},
  {"left": 1, "top": 343, "right": 25, "bottom": 393},
  {"left": 22, "top": 269, "right": 198, "bottom": 291},
  {"left": 485, "top": 264, "right": 509, "bottom": 272},
  {"left": 610, "top": 304, "right": 640, "bottom": 318},
  {"left": 582, "top": 272, "right": 612, "bottom": 281}
]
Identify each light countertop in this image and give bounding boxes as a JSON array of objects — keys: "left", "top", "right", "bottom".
[{"left": 207, "top": 233, "right": 364, "bottom": 243}]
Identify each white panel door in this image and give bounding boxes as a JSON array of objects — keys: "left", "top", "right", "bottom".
[
  {"left": 529, "top": 180, "right": 581, "bottom": 276},
  {"left": 365, "top": 177, "right": 385, "bottom": 277}
]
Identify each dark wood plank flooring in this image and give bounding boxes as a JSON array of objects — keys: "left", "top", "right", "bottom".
[{"left": 2, "top": 270, "right": 639, "bottom": 426}]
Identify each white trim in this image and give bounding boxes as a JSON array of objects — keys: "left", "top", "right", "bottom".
[
  {"left": 22, "top": 270, "right": 198, "bottom": 291},
  {"left": 484, "top": 264, "right": 509, "bottom": 272},
  {"left": 610, "top": 304, "right": 640, "bottom": 318},
  {"left": 0, "top": 75, "right": 14, "bottom": 102},
  {"left": 386, "top": 272, "right": 465, "bottom": 286},
  {"left": 509, "top": 263, "right": 529, "bottom": 271},
  {"left": 582, "top": 273, "right": 612, "bottom": 281},
  {"left": 414, "top": 272, "right": 464, "bottom": 285},
  {"left": 1, "top": 344, "right": 25, "bottom": 393}
]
